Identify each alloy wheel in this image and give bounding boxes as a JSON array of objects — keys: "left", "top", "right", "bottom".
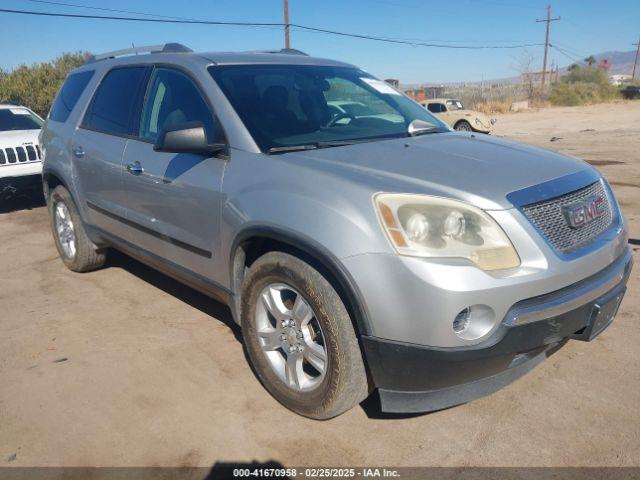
[{"left": 254, "top": 283, "right": 328, "bottom": 391}]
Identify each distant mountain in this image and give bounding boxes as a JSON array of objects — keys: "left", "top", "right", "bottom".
[
  {"left": 589, "top": 50, "right": 637, "bottom": 75},
  {"left": 402, "top": 49, "right": 638, "bottom": 88}
]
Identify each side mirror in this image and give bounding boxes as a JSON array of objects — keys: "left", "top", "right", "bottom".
[{"left": 154, "top": 122, "right": 226, "bottom": 156}]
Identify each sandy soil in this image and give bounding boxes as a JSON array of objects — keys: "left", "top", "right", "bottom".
[{"left": 1, "top": 102, "right": 639, "bottom": 470}]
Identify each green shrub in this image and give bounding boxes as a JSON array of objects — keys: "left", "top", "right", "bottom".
[
  {"left": 0, "top": 52, "right": 90, "bottom": 117},
  {"left": 550, "top": 65, "right": 620, "bottom": 106}
]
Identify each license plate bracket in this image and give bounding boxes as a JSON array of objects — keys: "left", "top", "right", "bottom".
[{"left": 573, "top": 288, "right": 625, "bottom": 342}]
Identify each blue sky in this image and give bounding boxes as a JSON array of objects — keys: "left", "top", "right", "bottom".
[{"left": 1, "top": 0, "right": 638, "bottom": 83}]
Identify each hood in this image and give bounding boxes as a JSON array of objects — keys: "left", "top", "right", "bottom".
[
  {"left": 290, "top": 132, "right": 590, "bottom": 210},
  {"left": 0, "top": 129, "right": 40, "bottom": 148}
]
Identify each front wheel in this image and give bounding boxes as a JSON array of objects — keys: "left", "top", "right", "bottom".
[
  {"left": 240, "top": 252, "right": 368, "bottom": 419},
  {"left": 454, "top": 120, "right": 473, "bottom": 132}
]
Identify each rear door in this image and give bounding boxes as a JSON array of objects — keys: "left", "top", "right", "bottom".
[
  {"left": 120, "top": 66, "right": 227, "bottom": 277},
  {"left": 72, "top": 66, "right": 150, "bottom": 236}
]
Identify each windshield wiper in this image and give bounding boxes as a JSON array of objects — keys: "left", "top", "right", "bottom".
[
  {"left": 268, "top": 144, "right": 319, "bottom": 154},
  {"left": 268, "top": 140, "right": 360, "bottom": 154},
  {"left": 316, "top": 140, "right": 359, "bottom": 148}
]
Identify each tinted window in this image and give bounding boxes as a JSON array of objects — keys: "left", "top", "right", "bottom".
[
  {"left": 83, "top": 67, "right": 149, "bottom": 136},
  {"left": 49, "top": 70, "right": 94, "bottom": 123},
  {"left": 209, "top": 65, "right": 446, "bottom": 152},
  {"left": 140, "top": 68, "right": 217, "bottom": 142},
  {"left": 0, "top": 108, "right": 44, "bottom": 131}
]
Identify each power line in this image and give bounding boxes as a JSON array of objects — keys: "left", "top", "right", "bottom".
[
  {"left": 0, "top": 7, "right": 545, "bottom": 50},
  {"left": 551, "top": 44, "right": 581, "bottom": 64},
  {"left": 552, "top": 41, "right": 589, "bottom": 59},
  {"left": 22, "top": 0, "right": 286, "bottom": 33},
  {"left": 23, "top": 0, "right": 200, "bottom": 20},
  {"left": 22, "top": 0, "right": 544, "bottom": 47}
]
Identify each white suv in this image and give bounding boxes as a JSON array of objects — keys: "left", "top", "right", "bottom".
[{"left": 0, "top": 104, "right": 44, "bottom": 198}]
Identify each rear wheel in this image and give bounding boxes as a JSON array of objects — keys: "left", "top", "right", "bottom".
[
  {"left": 49, "top": 185, "right": 107, "bottom": 272},
  {"left": 454, "top": 120, "right": 473, "bottom": 132},
  {"left": 241, "top": 252, "right": 368, "bottom": 419}
]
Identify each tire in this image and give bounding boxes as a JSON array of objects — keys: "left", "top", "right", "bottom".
[
  {"left": 241, "top": 252, "right": 368, "bottom": 419},
  {"left": 49, "top": 185, "right": 107, "bottom": 272},
  {"left": 454, "top": 120, "right": 473, "bottom": 132}
]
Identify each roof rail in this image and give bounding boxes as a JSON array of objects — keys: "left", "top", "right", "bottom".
[
  {"left": 278, "top": 48, "right": 308, "bottom": 56},
  {"left": 86, "top": 43, "right": 192, "bottom": 64},
  {"left": 257, "top": 48, "right": 309, "bottom": 56}
]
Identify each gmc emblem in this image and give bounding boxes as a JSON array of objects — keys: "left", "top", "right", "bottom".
[{"left": 562, "top": 195, "right": 607, "bottom": 229}]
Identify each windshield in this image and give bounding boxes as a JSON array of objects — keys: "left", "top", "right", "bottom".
[
  {"left": 0, "top": 108, "right": 44, "bottom": 132},
  {"left": 446, "top": 100, "right": 465, "bottom": 110},
  {"left": 208, "top": 65, "right": 447, "bottom": 152}
]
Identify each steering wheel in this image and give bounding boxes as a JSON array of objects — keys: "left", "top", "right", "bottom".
[{"left": 325, "top": 111, "right": 355, "bottom": 128}]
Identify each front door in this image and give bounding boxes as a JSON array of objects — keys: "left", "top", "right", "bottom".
[{"left": 120, "top": 67, "right": 227, "bottom": 278}]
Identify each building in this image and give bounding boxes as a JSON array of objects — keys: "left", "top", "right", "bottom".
[{"left": 610, "top": 74, "right": 632, "bottom": 86}]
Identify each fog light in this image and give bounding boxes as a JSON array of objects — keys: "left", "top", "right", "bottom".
[
  {"left": 453, "top": 308, "right": 471, "bottom": 333},
  {"left": 452, "top": 305, "right": 496, "bottom": 341}
]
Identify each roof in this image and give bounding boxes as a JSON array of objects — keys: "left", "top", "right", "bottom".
[
  {"left": 80, "top": 43, "right": 355, "bottom": 69},
  {"left": 420, "top": 98, "right": 459, "bottom": 104},
  {"left": 198, "top": 51, "right": 355, "bottom": 67}
]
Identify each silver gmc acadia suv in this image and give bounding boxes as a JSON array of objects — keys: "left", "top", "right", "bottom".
[{"left": 40, "top": 44, "right": 632, "bottom": 419}]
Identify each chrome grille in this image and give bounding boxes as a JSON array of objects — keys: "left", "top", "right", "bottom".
[
  {"left": 521, "top": 180, "right": 613, "bottom": 254},
  {"left": 0, "top": 145, "right": 41, "bottom": 167}
]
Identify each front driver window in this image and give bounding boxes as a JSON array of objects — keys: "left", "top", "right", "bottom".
[{"left": 140, "top": 68, "right": 216, "bottom": 143}]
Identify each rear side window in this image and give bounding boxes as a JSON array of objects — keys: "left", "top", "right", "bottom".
[
  {"left": 49, "top": 70, "right": 94, "bottom": 123},
  {"left": 82, "top": 66, "right": 149, "bottom": 136},
  {"left": 427, "top": 103, "right": 444, "bottom": 113}
]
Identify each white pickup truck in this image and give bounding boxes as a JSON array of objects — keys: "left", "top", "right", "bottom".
[{"left": 0, "top": 104, "right": 44, "bottom": 199}]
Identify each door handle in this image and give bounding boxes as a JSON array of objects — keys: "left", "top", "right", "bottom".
[
  {"left": 126, "top": 161, "right": 144, "bottom": 175},
  {"left": 73, "top": 146, "right": 85, "bottom": 158}
]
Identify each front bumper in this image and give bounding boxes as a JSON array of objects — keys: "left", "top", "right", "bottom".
[
  {"left": 0, "top": 173, "right": 42, "bottom": 196},
  {"left": 363, "top": 249, "right": 632, "bottom": 413}
]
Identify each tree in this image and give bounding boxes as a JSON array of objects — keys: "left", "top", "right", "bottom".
[
  {"left": 515, "top": 50, "right": 537, "bottom": 100},
  {"left": 584, "top": 55, "right": 596, "bottom": 67},
  {"left": 0, "top": 52, "right": 90, "bottom": 117}
]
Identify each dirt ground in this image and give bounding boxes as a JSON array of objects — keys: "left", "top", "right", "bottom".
[{"left": 1, "top": 102, "right": 639, "bottom": 470}]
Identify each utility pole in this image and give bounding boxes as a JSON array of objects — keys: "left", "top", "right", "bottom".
[
  {"left": 536, "top": 5, "right": 561, "bottom": 88},
  {"left": 283, "top": 0, "right": 290, "bottom": 49},
  {"left": 633, "top": 36, "right": 640, "bottom": 80}
]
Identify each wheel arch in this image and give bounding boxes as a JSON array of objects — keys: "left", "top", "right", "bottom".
[
  {"left": 229, "top": 225, "right": 373, "bottom": 338},
  {"left": 454, "top": 119, "right": 472, "bottom": 130},
  {"left": 42, "top": 169, "right": 67, "bottom": 204}
]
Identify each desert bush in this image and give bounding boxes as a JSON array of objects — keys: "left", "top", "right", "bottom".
[
  {"left": 549, "top": 65, "right": 619, "bottom": 106},
  {"left": 471, "top": 101, "right": 512, "bottom": 114},
  {"left": 0, "top": 52, "right": 90, "bottom": 117}
]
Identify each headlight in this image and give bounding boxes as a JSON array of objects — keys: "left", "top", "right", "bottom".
[{"left": 374, "top": 193, "right": 520, "bottom": 271}]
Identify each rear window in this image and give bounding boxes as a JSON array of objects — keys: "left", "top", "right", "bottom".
[
  {"left": 49, "top": 70, "right": 94, "bottom": 123},
  {"left": 0, "top": 108, "right": 44, "bottom": 131},
  {"left": 82, "top": 66, "right": 149, "bottom": 137}
]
